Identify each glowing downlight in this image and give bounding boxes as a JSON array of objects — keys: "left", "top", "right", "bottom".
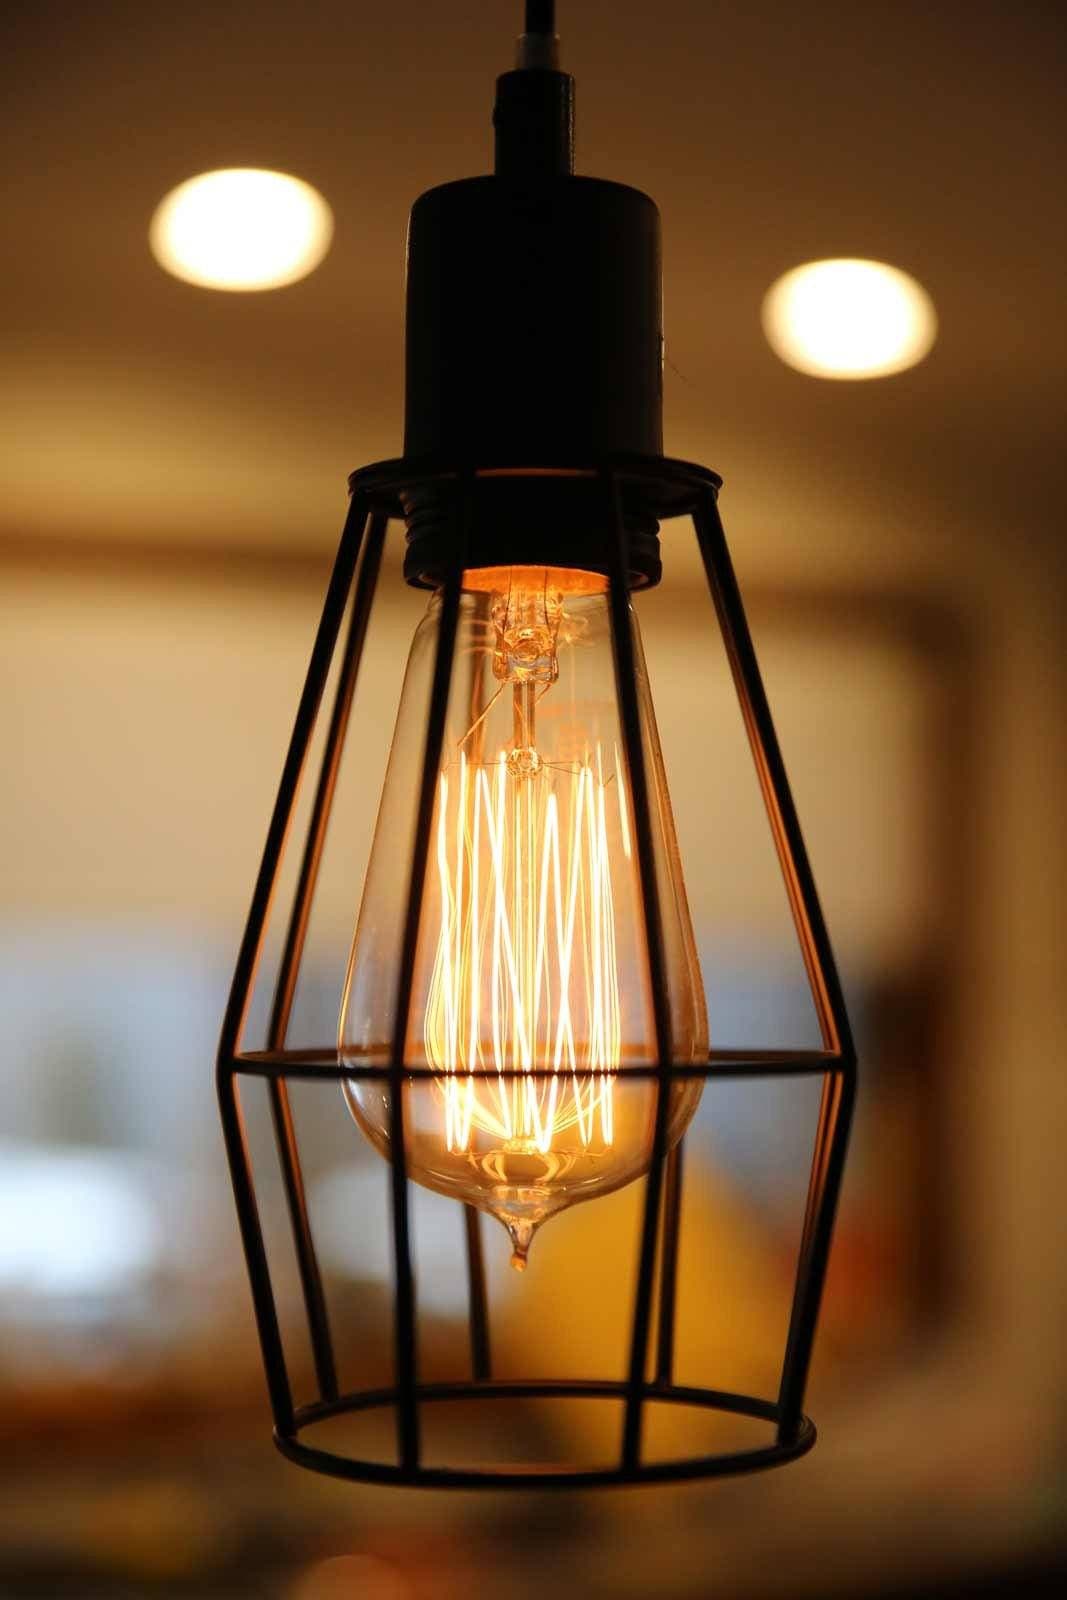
[
  {"left": 149, "top": 168, "right": 333, "bottom": 292},
  {"left": 762, "top": 257, "right": 937, "bottom": 379}
]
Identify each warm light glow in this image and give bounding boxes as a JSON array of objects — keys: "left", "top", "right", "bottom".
[
  {"left": 149, "top": 168, "right": 333, "bottom": 291},
  {"left": 426, "top": 748, "right": 620, "bottom": 1163},
  {"left": 762, "top": 258, "right": 936, "bottom": 379}
]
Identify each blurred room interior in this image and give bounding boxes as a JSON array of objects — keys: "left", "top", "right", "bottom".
[{"left": 1, "top": 1, "right": 1064, "bottom": 1596}]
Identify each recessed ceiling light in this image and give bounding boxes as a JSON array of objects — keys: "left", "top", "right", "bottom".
[
  {"left": 761, "top": 258, "right": 937, "bottom": 379},
  {"left": 149, "top": 168, "right": 333, "bottom": 292}
]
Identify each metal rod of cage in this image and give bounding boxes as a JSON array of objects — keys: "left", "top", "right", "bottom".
[
  {"left": 655, "top": 1140, "right": 684, "bottom": 1386},
  {"left": 691, "top": 488, "right": 854, "bottom": 1061},
  {"left": 263, "top": 511, "right": 387, "bottom": 1404},
  {"left": 385, "top": 472, "right": 474, "bottom": 1471},
  {"left": 216, "top": 490, "right": 371, "bottom": 1431},
  {"left": 217, "top": 1073, "right": 295, "bottom": 1429},
  {"left": 464, "top": 1206, "right": 492, "bottom": 1380},
  {"left": 776, "top": 1069, "right": 854, "bottom": 1438},
  {"left": 602, "top": 469, "right": 677, "bottom": 1471},
  {"left": 690, "top": 484, "right": 856, "bottom": 1439},
  {"left": 278, "top": 1376, "right": 815, "bottom": 1487},
  {"left": 233, "top": 1046, "right": 846, "bottom": 1081},
  {"left": 459, "top": 581, "right": 493, "bottom": 1382}
]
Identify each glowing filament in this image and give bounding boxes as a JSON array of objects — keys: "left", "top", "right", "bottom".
[{"left": 425, "top": 747, "right": 621, "bottom": 1156}]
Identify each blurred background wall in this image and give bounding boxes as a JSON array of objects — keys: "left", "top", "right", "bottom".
[{"left": 1, "top": 2, "right": 1065, "bottom": 1597}]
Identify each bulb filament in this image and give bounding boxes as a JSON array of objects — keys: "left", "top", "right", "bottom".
[{"left": 425, "top": 745, "right": 621, "bottom": 1159}]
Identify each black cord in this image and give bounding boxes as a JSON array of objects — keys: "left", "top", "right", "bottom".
[{"left": 525, "top": 1, "right": 555, "bottom": 36}]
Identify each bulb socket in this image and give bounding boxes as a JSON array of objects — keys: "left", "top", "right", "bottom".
[
  {"left": 494, "top": 68, "right": 573, "bottom": 177},
  {"left": 401, "top": 473, "right": 662, "bottom": 591},
  {"left": 401, "top": 50, "right": 664, "bottom": 590},
  {"left": 404, "top": 175, "right": 663, "bottom": 467}
]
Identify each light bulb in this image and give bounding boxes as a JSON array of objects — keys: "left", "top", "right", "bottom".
[{"left": 339, "top": 564, "right": 707, "bottom": 1267}]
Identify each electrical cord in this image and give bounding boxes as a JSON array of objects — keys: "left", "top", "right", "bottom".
[
  {"left": 517, "top": 0, "right": 560, "bottom": 70},
  {"left": 525, "top": 1, "right": 556, "bottom": 36}
]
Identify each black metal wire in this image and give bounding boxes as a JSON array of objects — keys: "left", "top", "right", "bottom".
[
  {"left": 347, "top": 452, "right": 723, "bottom": 522},
  {"left": 217, "top": 488, "right": 371, "bottom": 1433},
  {"left": 463, "top": 1207, "right": 492, "bottom": 1380},
  {"left": 690, "top": 488, "right": 854, "bottom": 1061},
  {"left": 688, "top": 484, "right": 856, "bottom": 1442},
  {"left": 264, "top": 511, "right": 387, "bottom": 1404},
  {"left": 655, "top": 1141, "right": 684, "bottom": 1386},
  {"left": 776, "top": 1071, "right": 854, "bottom": 1439},
  {"left": 228, "top": 1051, "right": 849, "bottom": 1083},
  {"left": 275, "top": 1380, "right": 815, "bottom": 1488},
  {"left": 384, "top": 472, "right": 473, "bottom": 1473},
  {"left": 602, "top": 469, "right": 676, "bottom": 1471}
]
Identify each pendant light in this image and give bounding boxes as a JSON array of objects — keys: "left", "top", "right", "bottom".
[{"left": 217, "top": 0, "right": 856, "bottom": 1486}]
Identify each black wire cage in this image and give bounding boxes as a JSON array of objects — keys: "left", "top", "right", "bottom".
[
  {"left": 216, "top": 453, "right": 856, "bottom": 1489},
  {"left": 216, "top": 1, "right": 856, "bottom": 1490}
]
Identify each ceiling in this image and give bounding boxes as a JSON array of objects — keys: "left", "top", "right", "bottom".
[{"left": 2, "top": 0, "right": 1064, "bottom": 590}]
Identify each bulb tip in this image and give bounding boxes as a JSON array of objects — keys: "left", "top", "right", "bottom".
[{"left": 504, "top": 1215, "right": 537, "bottom": 1271}]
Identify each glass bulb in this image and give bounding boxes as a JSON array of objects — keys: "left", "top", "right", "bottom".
[{"left": 339, "top": 565, "right": 707, "bottom": 1268}]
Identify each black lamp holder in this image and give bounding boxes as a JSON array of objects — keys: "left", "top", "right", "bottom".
[{"left": 402, "top": 0, "right": 665, "bottom": 589}]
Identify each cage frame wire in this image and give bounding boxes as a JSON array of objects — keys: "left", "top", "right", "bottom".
[{"left": 217, "top": 451, "right": 857, "bottom": 1488}]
